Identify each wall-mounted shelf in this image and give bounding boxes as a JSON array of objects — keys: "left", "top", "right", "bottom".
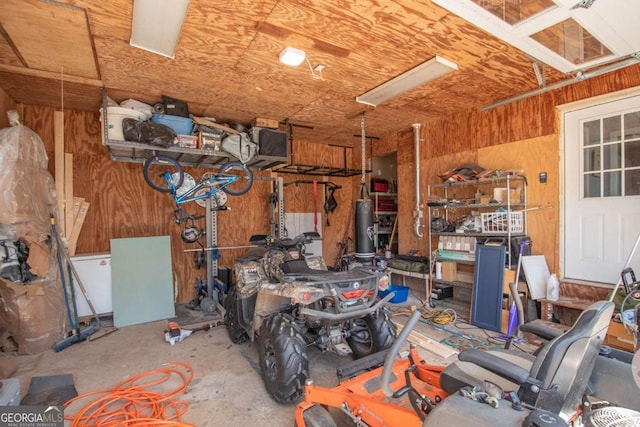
[
  {"left": 101, "top": 88, "right": 288, "bottom": 170},
  {"left": 103, "top": 139, "right": 286, "bottom": 170}
]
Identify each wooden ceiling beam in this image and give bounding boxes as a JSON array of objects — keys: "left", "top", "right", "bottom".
[{"left": 0, "top": 64, "right": 103, "bottom": 87}]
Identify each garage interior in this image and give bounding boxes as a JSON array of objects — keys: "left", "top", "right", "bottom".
[{"left": 1, "top": 0, "right": 639, "bottom": 425}]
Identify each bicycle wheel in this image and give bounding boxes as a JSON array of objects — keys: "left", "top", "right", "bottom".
[
  {"left": 143, "top": 156, "right": 184, "bottom": 193},
  {"left": 218, "top": 162, "right": 253, "bottom": 196}
]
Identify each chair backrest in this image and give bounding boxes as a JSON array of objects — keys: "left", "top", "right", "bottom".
[{"left": 528, "top": 300, "right": 614, "bottom": 417}]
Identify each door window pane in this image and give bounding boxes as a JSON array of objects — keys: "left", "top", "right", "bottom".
[
  {"left": 603, "top": 115, "right": 621, "bottom": 143},
  {"left": 625, "top": 169, "right": 640, "bottom": 195},
  {"left": 625, "top": 140, "right": 640, "bottom": 168},
  {"left": 603, "top": 171, "right": 621, "bottom": 197},
  {"left": 584, "top": 173, "right": 600, "bottom": 198},
  {"left": 582, "top": 108, "right": 640, "bottom": 198},
  {"left": 583, "top": 120, "right": 600, "bottom": 146},
  {"left": 584, "top": 146, "right": 600, "bottom": 172},
  {"left": 603, "top": 143, "right": 621, "bottom": 169},
  {"left": 624, "top": 112, "right": 640, "bottom": 139}
]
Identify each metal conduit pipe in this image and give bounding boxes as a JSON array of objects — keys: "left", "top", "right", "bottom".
[
  {"left": 482, "top": 53, "right": 640, "bottom": 111},
  {"left": 412, "top": 123, "right": 424, "bottom": 238}
]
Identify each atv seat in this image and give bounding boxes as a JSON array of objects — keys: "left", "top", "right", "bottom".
[{"left": 432, "top": 301, "right": 614, "bottom": 424}]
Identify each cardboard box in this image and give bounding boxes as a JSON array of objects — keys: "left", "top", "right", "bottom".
[
  {"left": 252, "top": 117, "right": 280, "bottom": 129},
  {"left": 441, "top": 261, "right": 457, "bottom": 282},
  {"left": 606, "top": 320, "right": 635, "bottom": 352},
  {"left": 492, "top": 187, "right": 522, "bottom": 203}
]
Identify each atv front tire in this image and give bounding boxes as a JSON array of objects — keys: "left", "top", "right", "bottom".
[
  {"left": 259, "top": 313, "right": 309, "bottom": 404},
  {"left": 347, "top": 308, "right": 397, "bottom": 359},
  {"left": 224, "top": 286, "right": 249, "bottom": 344}
]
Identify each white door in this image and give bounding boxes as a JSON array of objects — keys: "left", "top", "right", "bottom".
[{"left": 564, "top": 94, "right": 640, "bottom": 284}]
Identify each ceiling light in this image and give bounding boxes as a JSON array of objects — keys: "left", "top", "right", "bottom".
[
  {"left": 130, "top": 0, "right": 190, "bottom": 59},
  {"left": 356, "top": 56, "right": 458, "bottom": 106},
  {"left": 279, "top": 47, "right": 306, "bottom": 66}
]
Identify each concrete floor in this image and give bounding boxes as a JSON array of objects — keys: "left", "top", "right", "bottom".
[{"left": 5, "top": 294, "right": 528, "bottom": 426}]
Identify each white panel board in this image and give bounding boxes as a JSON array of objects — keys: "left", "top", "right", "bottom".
[
  {"left": 521, "top": 255, "right": 550, "bottom": 300},
  {"left": 111, "top": 236, "right": 175, "bottom": 328}
]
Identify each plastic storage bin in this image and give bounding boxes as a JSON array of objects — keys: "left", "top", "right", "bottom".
[
  {"left": 481, "top": 211, "right": 524, "bottom": 234},
  {"left": 151, "top": 114, "right": 194, "bottom": 135},
  {"left": 378, "top": 285, "right": 409, "bottom": 303},
  {"left": 100, "top": 107, "right": 146, "bottom": 142},
  {"left": 0, "top": 378, "right": 20, "bottom": 405}
]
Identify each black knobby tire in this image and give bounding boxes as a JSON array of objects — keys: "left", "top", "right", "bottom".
[
  {"left": 143, "top": 155, "right": 183, "bottom": 193},
  {"left": 224, "top": 286, "right": 249, "bottom": 344},
  {"left": 259, "top": 312, "right": 309, "bottom": 404},
  {"left": 297, "top": 405, "right": 337, "bottom": 427},
  {"left": 219, "top": 162, "right": 253, "bottom": 196},
  {"left": 347, "top": 308, "right": 397, "bottom": 359}
]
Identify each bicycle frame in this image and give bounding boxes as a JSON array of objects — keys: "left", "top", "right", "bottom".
[
  {"left": 163, "top": 171, "right": 238, "bottom": 206},
  {"left": 163, "top": 172, "right": 236, "bottom": 224}
]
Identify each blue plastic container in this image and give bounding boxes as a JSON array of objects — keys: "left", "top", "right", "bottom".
[
  {"left": 378, "top": 285, "right": 409, "bottom": 303},
  {"left": 151, "top": 114, "right": 193, "bottom": 135}
]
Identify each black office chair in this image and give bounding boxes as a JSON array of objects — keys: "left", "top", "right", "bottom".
[{"left": 424, "top": 301, "right": 614, "bottom": 426}]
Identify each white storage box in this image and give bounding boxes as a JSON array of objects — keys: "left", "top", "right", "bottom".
[
  {"left": 481, "top": 211, "right": 524, "bottom": 234},
  {"left": 0, "top": 378, "right": 21, "bottom": 406},
  {"left": 100, "top": 107, "right": 146, "bottom": 143}
]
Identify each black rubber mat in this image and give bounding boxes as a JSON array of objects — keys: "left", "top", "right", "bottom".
[{"left": 20, "top": 374, "right": 77, "bottom": 406}]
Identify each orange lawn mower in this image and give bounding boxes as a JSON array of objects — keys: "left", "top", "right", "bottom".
[
  {"left": 295, "top": 301, "right": 640, "bottom": 427},
  {"left": 295, "top": 310, "right": 448, "bottom": 427}
]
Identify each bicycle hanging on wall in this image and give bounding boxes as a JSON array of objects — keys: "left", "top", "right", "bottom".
[{"left": 142, "top": 155, "right": 254, "bottom": 229}]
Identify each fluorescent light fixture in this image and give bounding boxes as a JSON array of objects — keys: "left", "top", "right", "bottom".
[
  {"left": 130, "top": 0, "right": 190, "bottom": 59},
  {"left": 356, "top": 56, "right": 458, "bottom": 106},
  {"left": 279, "top": 47, "right": 306, "bottom": 66}
]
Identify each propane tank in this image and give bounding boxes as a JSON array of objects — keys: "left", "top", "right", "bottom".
[{"left": 355, "top": 199, "right": 374, "bottom": 262}]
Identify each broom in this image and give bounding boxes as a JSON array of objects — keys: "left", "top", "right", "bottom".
[{"left": 51, "top": 215, "right": 98, "bottom": 352}]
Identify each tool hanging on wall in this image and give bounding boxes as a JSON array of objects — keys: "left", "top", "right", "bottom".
[
  {"left": 51, "top": 215, "right": 98, "bottom": 352},
  {"left": 324, "top": 184, "right": 338, "bottom": 226}
]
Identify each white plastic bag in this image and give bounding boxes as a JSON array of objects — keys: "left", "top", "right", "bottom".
[
  {"left": 120, "top": 99, "right": 153, "bottom": 120},
  {"left": 546, "top": 273, "right": 559, "bottom": 301}
]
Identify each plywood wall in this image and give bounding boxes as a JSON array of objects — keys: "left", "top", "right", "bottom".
[
  {"left": 14, "top": 107, "right": 357, "bottom": 302},
  {"left": 384, "top": 65, "right": 640, "bottom": 282},
  {"left": 11, "top": 65, "right": 640, "bottom": 303},
  {"left": 0, "top": 88, "right": 17, "bottom": 129}
]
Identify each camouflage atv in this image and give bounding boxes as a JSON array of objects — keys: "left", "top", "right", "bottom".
[{"left": 225, "top": 232, "right": 397, "bottom": 403}]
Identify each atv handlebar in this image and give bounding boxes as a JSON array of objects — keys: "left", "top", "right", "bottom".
[
  {"left": 248, "top": 232, "right": 321, "bottom": 250},
  {"left": 381, "top": 310, "right": 422, "bottom": 398}
]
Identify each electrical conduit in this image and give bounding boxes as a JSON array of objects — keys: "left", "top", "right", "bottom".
[{"left": 412, "top": 123, "right": 423, "bottom": 237}]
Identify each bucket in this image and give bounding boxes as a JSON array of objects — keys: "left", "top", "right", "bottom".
[
  {"left": 378, "top": 285, "right": 410, "bottom": 303},
  {"left": 100, "top": 107, "right": 145, "bottom": 143}
]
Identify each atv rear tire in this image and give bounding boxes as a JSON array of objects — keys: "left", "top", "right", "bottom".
[
  {"left": 347, "top": 308, "right": 397, "bottom": 359},
  {"left": 297, "top": 404, "right": 337, "bottom": 427},
  {"left": 224, "top": 286, "right": 249, "bottom": 344},
  {"left": 259, "top": 313, "right": 309, "bottom": 404}
]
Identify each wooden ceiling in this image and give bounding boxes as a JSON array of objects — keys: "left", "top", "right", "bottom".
[{"left": 0, "top": 0, "right": 570, "bottom": 145}]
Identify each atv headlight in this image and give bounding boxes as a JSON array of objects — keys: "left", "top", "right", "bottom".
[{"left": 378, "top": 273, "right": 390, "bottom": 291}]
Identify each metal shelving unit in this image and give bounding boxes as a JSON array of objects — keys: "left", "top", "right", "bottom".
[{"left": 427, "top": 175, "right": 528, "bottom": 288}]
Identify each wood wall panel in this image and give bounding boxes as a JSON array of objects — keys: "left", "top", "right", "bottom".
[
  {"left": 0, "top": 87, "right": 17, "bottom": 129},
  {"left": 478, "top": 135, "right": 559, "bottom": 273}
]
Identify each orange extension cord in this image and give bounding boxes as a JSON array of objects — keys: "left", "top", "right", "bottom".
[{"left": 64, "top": 362, "right": 195, "bottom": 427}]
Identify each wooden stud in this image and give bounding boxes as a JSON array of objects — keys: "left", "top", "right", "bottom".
[
  {"left": 394, "top": 321, "right": 459, "bottom": 359},
  {"left": 54, "top": 111, "right": 65, "bottom": 235},
  {"left": 67, "top": 201, "right": 89, "bottom": 256},
  {"left": 64, "top": 153, "right": 74, "bottom": 238}
]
